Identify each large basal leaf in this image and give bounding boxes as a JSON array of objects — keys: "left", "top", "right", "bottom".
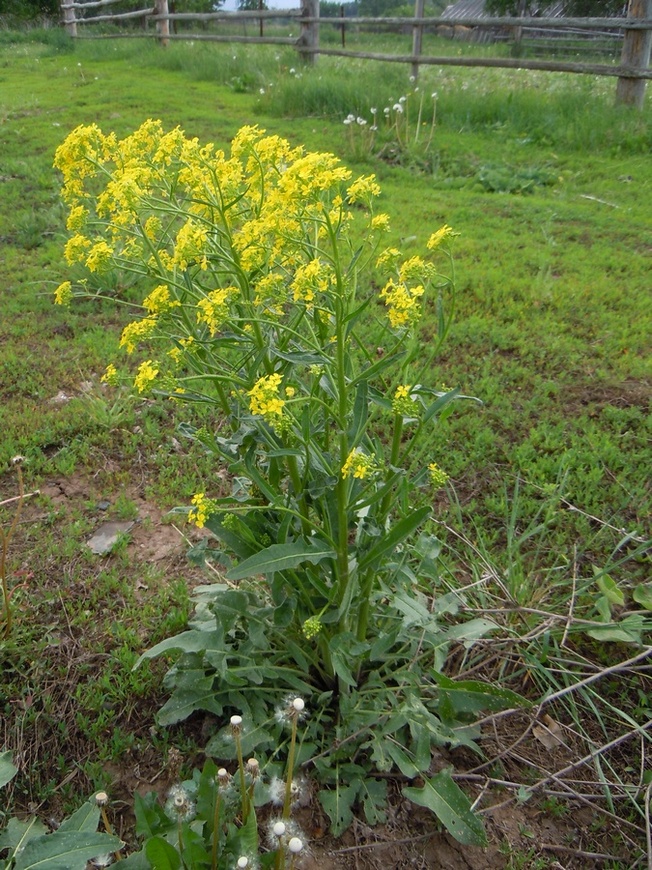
[
  {"left": 134, "top": 629, "right": 225, "bottom": 667},
  {"left": 0, "top": 750, "right": 18, "bottom": 789},
  {"left": 225, "top": 540, "right": 335, "bottom": 581},
  {"left": 56, "top": 798, "right": 100, "bottom": 834},
  {"left": 145, "top": 836, "right": 181, "bottom": 870},
  {"left": 403, "top": 770, "right": 487, "bottom": 846},
  {"left": 0, "top": 818, "right": 47, "bottom": 853},
  {"left": 429, "top": 670, "right": 529, "bottom": 714},
  {"left": 13, "top": 831, "right": 123, "bottom": 870}
]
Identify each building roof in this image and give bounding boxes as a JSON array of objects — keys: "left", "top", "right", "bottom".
[{"left": 442, "top": 1, "right": 567, "bottom": 20}]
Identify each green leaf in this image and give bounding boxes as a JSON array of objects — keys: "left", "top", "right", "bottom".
[
  {"left": 354, "top": 777, "right": 387, "bottom": 826},
  {"left": 226, "top": 540, "right": 335, "bottom": 581},
  {"left": 422, "top": 387, "right": 460, "bottom": 424},
  {"left": 430, "top": 670, "right": 529, "bottom": 714},
  {"left": 113, "top": 850, "right": 151, "bottom": 868},
  {"left": 358, "top": 506, "right": 430, "bottom": 572},
  {"left": 319, "top": 782, "right": 359, "bottom": 836},
  {"left": 347, "top": 380, "right": 368, "bottom": 447},
  {"left": 134, "top": 629, "right": 225, "bottom": 667},
  {"left": 13, "top": 831, "right": 123, "bottom": 870},
  {"left": 0, "top": 750, "right": 18, "bottom": 789},
  {"left": 597, "top": 574, "right": 624, "bottom": 606},
  {"left": 57, "top": 798, "right": 100, "bottom": 834},
  {"left": 403, "top": 770, "right": 487, "bottom": 846},
  {"left": 633, "top": 584, "right": 652, "bottom": 611},
  {"left": 0, "top": 818, "right": 47, "bottom": 853},
  {"left": 145, "top": 836, "right": 181, "bottom": 870}
]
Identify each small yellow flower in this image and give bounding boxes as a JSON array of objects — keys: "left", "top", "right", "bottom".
[
  {"left": 392, "top": 384, "right": 418, "bottom": 417},
  {"left": 54, "top": 281, "right": 73, "bottom": 306},
  {"left": 134, "top": 360, "right": 159, "bottom": 393},
  {"left": 188, "top": 492, "right": 216, "bottom": 529},
  {"left": 427, "top": 225, "right": 456, "bottom": 250},
  {"left": 379, "top": 279, "right": 424, "bottom": 330},
  {"left": 428, "top": 462, "right": 449, "bottom": 488},
  {"left": 346, "top": 174, "right": 381, "bottom": 204},
  {"left": 285, "top": 386, "right": 296, "bottom": 398},
  {"left": 85, "top": 240, "right": 114, "bottom": 274},
  {"left": 143, "top": 284, "right": 180, "bottom": 315},
  {"left": 101, "top": 363, "right": 119, "bottom": 386},
  {"left": 248, "top": 373, "right": 286, "bottom": 422},
  {"left": 119, "top": 317, "right": 157, "bottom": 354},
  {"left": 371, "top": 213, "right": 390, "bottom": 232},
  {"left": 341, "top": 448, "right": 376, "bottom": 480},
  {"left": 66, "top": 205, "right": 88, "bottom": 232}
]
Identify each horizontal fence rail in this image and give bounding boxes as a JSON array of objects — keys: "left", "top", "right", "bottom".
[{"left": 60, "top": 0, "right": 652, "bottom": 107}]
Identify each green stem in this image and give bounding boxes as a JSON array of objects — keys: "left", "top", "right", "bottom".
[
  {"left": 211, "top": 789, "right": 221, "bottom": 870},
  {"left": 234, "top": 730, "right": 248, "bottom": 824},
  {"left": 286, "top": 454, "right": 311, "bottom": 537},
  {"left": 282, "top": 715, "right": 298, "bottom": 819}
]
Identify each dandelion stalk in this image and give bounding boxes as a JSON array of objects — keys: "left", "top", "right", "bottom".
[
  {"left": 231, "top": 715, "right": 249, "bottom": 823},
  {"left": 282, "top": 698, "right": 304, "bottom": 819}
]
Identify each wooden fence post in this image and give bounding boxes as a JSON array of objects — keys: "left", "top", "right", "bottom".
[
  {"left": 61, "top": 2, "right": 77, "bottom": 37},
  {"left": 298, "top": 0, "right": 319, "bottom": 65},
  {"left": 411, "top": 0, "right": 424, "bottom": 81},
  {"left": 154, "top": 0, "right": 170, "bottom": 47},
  {"left": 616, "top": 0, "right": 652, "bottom": 107}
]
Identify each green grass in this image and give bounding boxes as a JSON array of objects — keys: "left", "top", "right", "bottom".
[{"left": 0, "top": 28, "right": 650, "bottom": 854}]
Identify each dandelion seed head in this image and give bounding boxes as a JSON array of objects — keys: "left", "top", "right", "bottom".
[{"left": 288, "top": 837, "right": 304, "bottom": 853}]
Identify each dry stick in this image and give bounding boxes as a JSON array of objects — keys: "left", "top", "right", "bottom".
[
  {"left": 561, "top": 545, "right": 578, "bottom": 649},
  {"left": 646, "top": 781, "right": 652, "bottom": 870},
  {"left": 540, "top": 843, "right": 623, "bottom": 862},
  {"left": 0, "top": 490, "right": 39, "bottom": 508},
  {"left": 332, "top": 832, "right": 435, "bottom": 854}
]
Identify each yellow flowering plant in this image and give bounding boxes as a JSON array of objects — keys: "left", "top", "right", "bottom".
[{"left": 55, "top": 121, "right": 516, "bottom": 845}]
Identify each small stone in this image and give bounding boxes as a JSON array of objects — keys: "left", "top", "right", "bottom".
[
  {"left": 96, "top": 500, "right": 111, "bottom": 511},
  {"left": 87, "top": 521, "right": 134, "bottom": 555}
]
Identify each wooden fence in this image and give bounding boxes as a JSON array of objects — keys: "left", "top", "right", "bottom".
[{"left": 60, "top": 0, "right": 652, "bottom": 108}]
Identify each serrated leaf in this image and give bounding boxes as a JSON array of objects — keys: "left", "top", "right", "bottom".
[
  {"left": 354, "top": 777, "right": 387, "bottom": 826},
  {"left": 0, "top": 751, "right": 18, "bottom": 789},
  {"left": 226, "top": 540, "right": 335, "bottom": 581},
  {"left": 403, "top": 770, "right": 487, "bottom": 846},
  {"left": 319, "top": 782, "right": 359, "bottom": 836},
  {"left": 633, "top": 584, "right": 652, "bottom": 611},
  {"left": 13, "top": 831, "right": 123, "bottom": 870},
  {"left": 145, "top": 836, "right": 181, "bottom": 870}
]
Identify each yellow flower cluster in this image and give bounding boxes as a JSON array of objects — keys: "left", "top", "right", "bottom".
[
  {"left": 379, "top": 279, "right": 425, "bottom": 330},
  {"left": 134, "top": 360, "right": 159, "bottom": 393},
  {"left": 428, "top": 462, "right": 450, "bottom": 488},
  {"left": 101, "top": 364, "right": 119, "bottom": 386},
  {"left": 143, "top": 284, "right": 180, "bottom": 315},
  {"left": 196, "top": 286, "right": 240, "bottom": 336},
  {"left": 119, "top": 317, "right": 157, "bottom": 354},
  {"left": 392, "top": 384, "right": 418, "bottom": 418},
  {"left": 188, "top": 492, "right": 216, "bottom": 529},
  {"left": 341, "top": 449, "right": 376, "bottom": 480},
  {"left": 427, "top": 224, "right": 457, "bottom": 250},
  {"left": 291, "top": 259, "right": 333, "bottom": 306},
  {"left": 248, "top": 373, "right": 285, "bottom": 422},
  {"left": 346, "top": 174, "right": 381, "bottom": 204},
  {"left": 54, "top": 281, "right": 73, "bottom": 306}
]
